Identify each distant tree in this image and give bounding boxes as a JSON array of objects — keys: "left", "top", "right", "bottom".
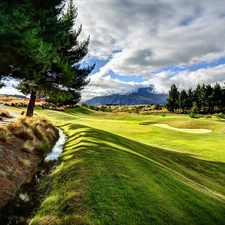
[
  {"left": 221, "top": 84, "right": 225, "bottom": 111},
  {"left": 212, "top": 83, "right": 223, "bottom": 112},
  {"left": 189, "top": 102, "right": 199, "bottom": 118},
  {"left": 201, "top": 84, "right": 207, "bottom": 112},
  {"left": 166, "top": 84, "right": 179, "bottom": 112},
  {"left": 178, "top": 90, "right": 188, "bottom": 113},
  {"left": 204, "top": 84, "right": 213, "bottom": 113},
  {"left": 193, "top": 84, "right": 203, "bottom": 111},
  {"left": 166, "top": 83, "right": 225, "bottom": 114},
  {"left": 186, "top": 88, "right": 194, "bottom": 110}
]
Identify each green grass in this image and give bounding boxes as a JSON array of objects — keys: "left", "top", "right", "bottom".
[{"left": 5, "top": 106, "right": 225, "bottom": 224}]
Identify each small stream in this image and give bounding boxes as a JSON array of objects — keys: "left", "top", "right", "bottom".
[{"left": 0, "top": 128, "right": 67, "bottom": 225}]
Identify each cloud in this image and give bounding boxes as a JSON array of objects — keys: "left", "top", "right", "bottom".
[
  {"left": 74, "top": 0, "right": 225, "bottom": 100},
  {"left": 138, "top": 64, "right": 225, "bottom": 93},
  {"left": 81, "top": 64, "right": 225, "bottom": 100},
  {"left": 0, "top": 79, "right": 24, "bottom": 96},
  {"left": 76, "top": 0, "right": 225, "bottom": 64},
  {"left": 81, "top": 73, "right": 146, "bottom": 101}
]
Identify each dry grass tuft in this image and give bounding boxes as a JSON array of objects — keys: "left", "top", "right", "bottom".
[
  {"left": 9, "top": 116, "right": 57, "bottom": 142},
  {"left": 46, "top": 128, "right": 57, "bottom": 141},
  {"left": 0, "top": 126, "right": 11, "bottom": 142},
  {"left": 2, "top": 113, "right": 58, "bottom": 157},
  {"left": 0, "top": 109, "right": 10, "bottom": 118},
  {"left": 13, "top": 127, "right": 35, "bottom": 140},
  {"left": 32, "top": 124, "right": 48, "bottom": 142},
  {"left": 21, "top": 140, "right": 35, "bottom": 154},
  {"left": 6, "top": 122, "right": 16, "bottom": 132},
  {"left": 18, "top": 157, "right": 31, "bottom": 167}
]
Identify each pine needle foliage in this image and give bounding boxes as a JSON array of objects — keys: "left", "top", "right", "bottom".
[{"left": 1, "top": 0, "right": 94, "bottom": 116}]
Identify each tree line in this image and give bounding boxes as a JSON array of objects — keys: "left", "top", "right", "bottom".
[
  {"left": 166, "top": 83, "right": 225, "bottom": 114},
  {"left": 0, "top": 0, "right": 94, "bottom": 117}
]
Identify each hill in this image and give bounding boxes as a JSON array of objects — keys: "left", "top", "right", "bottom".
[
  {"left": 27, "top": 107, "right": 225, "bottom": 225},
  {"left": 86, "top": 87, "right": 168, "bottom": 105}
]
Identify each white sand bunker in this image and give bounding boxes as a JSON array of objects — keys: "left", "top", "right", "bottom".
[{"left": 152, "top": 124, "right": 212, "bottom": 133}]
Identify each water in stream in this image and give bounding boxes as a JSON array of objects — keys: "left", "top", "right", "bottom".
[{"left": 0, "top": 128, "right": 67, "bottom": 225}]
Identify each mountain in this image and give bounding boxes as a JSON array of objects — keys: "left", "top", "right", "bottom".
[
  {"left": 85, "top": 87, "right": 168, "bottom": 106},
  {"left": 3, "top": 94, "right": 26, "bottom": 99}
]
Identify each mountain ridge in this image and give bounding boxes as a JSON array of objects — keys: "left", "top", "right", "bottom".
[{"left": 86, "top": 87, "right": 168, "bottom": 106}]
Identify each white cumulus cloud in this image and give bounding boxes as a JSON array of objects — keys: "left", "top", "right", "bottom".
[{"left": 74, "top": 0, "right": 225, "bottom": 100}]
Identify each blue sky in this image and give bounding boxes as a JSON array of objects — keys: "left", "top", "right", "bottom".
[{"left": 1, "top": 0, "right": 225, "bottom": 100}]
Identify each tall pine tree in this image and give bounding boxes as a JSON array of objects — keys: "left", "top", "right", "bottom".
[
  {"left": 1, "top": 0, "right": 94, "bottom": 116},
  {"left": 166, "top": 84, "right": 179, "bottom": 113}
]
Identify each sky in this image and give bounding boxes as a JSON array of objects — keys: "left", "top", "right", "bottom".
[{"left": 1, "top": 0, "right": 225, "bottom": 101}]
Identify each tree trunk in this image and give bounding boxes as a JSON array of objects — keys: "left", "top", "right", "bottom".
[{"left": 26, "top": 90, "right": 36, "bottom": 117}]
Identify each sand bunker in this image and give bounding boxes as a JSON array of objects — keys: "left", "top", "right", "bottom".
[{"left": 152, "top": 124, "right": 212, "bottom": 133}]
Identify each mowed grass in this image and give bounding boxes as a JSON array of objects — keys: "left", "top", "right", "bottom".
[{"left": 6, "top": 106, "right": 225, "bottom": 224}]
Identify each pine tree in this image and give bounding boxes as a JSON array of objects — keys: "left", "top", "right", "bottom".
[
  {"left": 189, "top": 102, "right": 199, "bottom": 118},
  {"left": 4, "top": 0, "right": 63, "bottom": 117},
  {"left": 10, "top": 0, "right": 94, "bottom": 116},
  {"left": 0, "top": 0, "right": 59, "bottom": 77},
  {"left": 166, "top": 83, "right": 225, "bottom": 114},
  {"left": 204, "top": 84, "right": 213, "bottom": 113},
  {"left": 41, "top": 0, "right": 95, "bottom": 106},
  {"left": 178, "top": 90, "right": 188, "bottom": 113},
  {"left": 166, "top": 84, "right": 179, "bottom": 113},
  {"left": 193, "top": 84, "right": 203, "bottom": 111},
  {"left": 186, "top": 88, "right": 194, "bottom": 110},
  {"left": 212, "top": 83, "right": 222, "bottom": 112}
]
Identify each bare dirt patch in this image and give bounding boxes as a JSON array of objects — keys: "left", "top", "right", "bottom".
[{"left": 152, "top": 124, "right": 212, "bottom": 133}]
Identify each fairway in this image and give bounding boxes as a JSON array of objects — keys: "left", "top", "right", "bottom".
[{"left": 6, "top": 107, "right": 225, "bottom": 225}]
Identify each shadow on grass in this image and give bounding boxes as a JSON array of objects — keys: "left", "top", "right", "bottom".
[
  {"left": 37, "top": 123, "right": 225, "bottom": 225},
  {"left": 65, "top": 107, "right": 94, "bottom": 115},
  {"left": 61, "top": 124, "right": 225, "bottom": 200}
]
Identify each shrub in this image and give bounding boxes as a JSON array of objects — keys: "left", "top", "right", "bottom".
[
  {"left": 35, "top": 142, "right": 51, "bottom": 157},
  {"left": 33, "top": 125, "right": 48, "bottom": 142},
  {"left": 189, "top": 102, "right": 199, "bottom": 118},
  {"left": 0, "top": 109, "right": 10, "bottom": 118},
  {"left": 10, "top": 102, "right": 16, "bottom": 106},
  {"left": 0, "top": 126, "right": 11, "bottom": 142},
  {"left": 80, "top": 102, "right": 87, "bottom": 107},
  {"left": 6, "top": 122, "right": 16, "bottom": 132},
  {"left": 46, "top": 128, "right": 58, "bottom": 141},
  {"left": 13, "top": 127, "right": 35, "bottom": 140},
  {"left": 216, "top": 113, "right": 225, "bottom": 120},
  {"left": 5, "top": 114, "right": 58, "bottom": 157}
]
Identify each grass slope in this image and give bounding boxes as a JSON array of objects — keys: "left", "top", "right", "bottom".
[{"left": 6, "top": 107, "right": 225, "bottom": 224}]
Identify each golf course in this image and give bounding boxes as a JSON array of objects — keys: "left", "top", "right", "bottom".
[{"left": 8, "top": 106, "right": 225, "bottom": 225}]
